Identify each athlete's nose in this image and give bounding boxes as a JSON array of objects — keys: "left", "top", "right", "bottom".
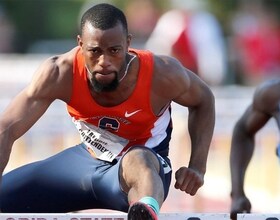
[{"left": 98, "top": 54, "right": 111, "bottom": 68}]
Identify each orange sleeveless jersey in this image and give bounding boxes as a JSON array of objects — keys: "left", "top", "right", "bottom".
[{"left": 67, "top": 47, "right": 171, "bottom": 152}]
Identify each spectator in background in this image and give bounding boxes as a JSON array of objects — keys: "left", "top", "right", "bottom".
[
  {"left": 230, "top": 1, "right": 280, "bottom": 85},
  {"left": 125, "top": 0, "right": 160, "bottom": 41},
  {"left": 145, "top": 0, "right": 228, "bottom": 86},
  {"left": 0, "top": 5, "right": 15, "bottom": 53}
]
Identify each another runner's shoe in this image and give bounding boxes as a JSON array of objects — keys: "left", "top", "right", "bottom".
[{"left": 127, "top": 202, "right": 158, "bottom": 220}]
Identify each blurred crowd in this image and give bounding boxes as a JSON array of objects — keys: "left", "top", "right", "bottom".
[{"left": 1, "top": 0, "right": 280, "bottom": 86}]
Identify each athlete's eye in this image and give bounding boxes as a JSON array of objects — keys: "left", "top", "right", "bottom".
[
  {"left": 111, "top": 48, "right": 120, "bottom": 54},
  {"left": 91, "top": 48, "right": 101, "bottom": 54}
]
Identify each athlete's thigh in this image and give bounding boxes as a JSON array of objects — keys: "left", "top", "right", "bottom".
[
  {"left": 90, "top": 156, "right": 129, "bottom": 212},
  {"left": 121, "top": 146, "right": 172, "bottom": 200},
  {"left": 0, "top": 144, "right": 101, "bottom": 213}
]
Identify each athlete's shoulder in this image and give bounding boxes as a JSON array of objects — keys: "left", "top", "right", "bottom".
[
  {"left": 152, "top": 54, "right": 192, "bottom": 92},
  {"left": 154, "top": 54, "right": 185, "bottom": 74},
  {"left": 253, "top": 78, "right": 280, "bottom": 113},
  {"left": 130, "top": 48, "right": 182, "bottom": 72},
  {"left": 151, "top": 53, "right": 194, "bottom": 103},
  {"left": 49, "top": 46, "right": 79, "bottom": 68},
  {"left": 28, "top": 47, "right": 79, "bottom": 101},
  {"left": 39, "top": 46, "right": 78, "bottom": 73}
]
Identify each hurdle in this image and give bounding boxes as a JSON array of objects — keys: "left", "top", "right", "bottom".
[
  {"left": 4, "top": 213, "right": 280, "bottom": 220},
  {"left": 0, "top": 213, "right": 231, "bottom": 220},
  {"left": 238, "top": 213, "right": 280, "bottom": 219},
  {"left": 3, "top": 213, "right": 280, "bottom": 220}
]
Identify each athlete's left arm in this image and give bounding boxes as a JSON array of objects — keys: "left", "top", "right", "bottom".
[
  {"left": 153, "top": 55, "right": 215, "bottom": 195},
  {"left": 176, "top": 67, "right": 215, "bottom": 195}
]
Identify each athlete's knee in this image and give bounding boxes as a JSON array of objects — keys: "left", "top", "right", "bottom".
[
  {"left": 122, "top": 146, "right": 160, "bottom": 172},
  {"left": 120, "top": 147, "right": 164, "bottom": 201}
]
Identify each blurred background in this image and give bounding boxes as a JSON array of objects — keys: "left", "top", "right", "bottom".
[{"left": 0, "top": 0, "right": 280, "bottom": 215}]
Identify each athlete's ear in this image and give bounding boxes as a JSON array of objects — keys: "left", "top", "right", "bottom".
[
  {"left": 77, "top": 35, "right": 83, "bottom": 47},
  {"left": 127, "top": 34, "right": 132, "bottom": 48}
]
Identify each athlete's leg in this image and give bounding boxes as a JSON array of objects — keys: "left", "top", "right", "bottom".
[
  {"left": 1, "top": 143, "right": 136, "bottom": 213},
  {"left": 1, "top": 144, "right": 171, "bottom": 214},
  {"left": 120, "top": 146, "right": 164, "bottom": 205},
  {"left": 119, "top": 145, "right": 172, "bottom": 219},
  {"left": 0, "top": 144, "right": 103, "bottom": 213}
]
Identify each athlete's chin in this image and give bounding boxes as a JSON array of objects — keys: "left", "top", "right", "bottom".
[
  {"left": 93, "top": 79, "right": 119, "bottom": 93},
  {"left": 96, "top": 80, "right": 115, "bottom": 88}
]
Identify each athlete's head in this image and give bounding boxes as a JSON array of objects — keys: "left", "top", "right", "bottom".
[
  {"left": 77, "top": 3, "right": 131, "bottom": 93},
  {"left": 80, "top": 3, "right": 128, "bottom": 37}
]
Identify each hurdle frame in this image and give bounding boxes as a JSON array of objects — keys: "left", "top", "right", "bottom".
[
  {"left": 3, "top": 213, "right": 280, "bottom": 220},
  {"left": 0, "top": 213, "right": 231, "bottom": 220}
]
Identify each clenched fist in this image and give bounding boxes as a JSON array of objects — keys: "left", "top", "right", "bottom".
[{"left": 174, "top": 166, "right": 204, "bottom": 196}]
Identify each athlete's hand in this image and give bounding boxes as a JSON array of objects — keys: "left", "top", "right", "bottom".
[
  {"left": 174, "top": 166, "right": 204, "bottom": 196},
  {"left": 230, "top": 195, "right": 251, "bottom": 220}
]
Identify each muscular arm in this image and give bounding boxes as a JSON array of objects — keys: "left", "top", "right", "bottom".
[
  {"left": 169, "top": 68, "right": 215, "bottom": 173},
  {"left": 152, "top": 56, "right": 215, "bottom": 195},
  {"left": 0, "top": 88, "right": 51, "bottom": 169},
  {"left": 230, "top": 79, "right": 280, "bottom": 218},
  {"left": 230, "top": 81, "right": 280, "bottom": 196},
  {"left": 0, "top": 53, "right": 73, "bottom": 178},
  {"left": 230, "top": 105, "right": 270, "bottom": 197},
  {"left": 179, "top": 71, "right": 215, "bottom": 174}
]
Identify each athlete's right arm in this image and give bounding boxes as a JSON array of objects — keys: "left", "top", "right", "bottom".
[{"left": 0, "top": 54, "right": 72, "bottom": 184}]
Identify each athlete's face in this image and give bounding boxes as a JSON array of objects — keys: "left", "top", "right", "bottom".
[{"left": 77, "top": 22, "right": 131, "bottom": 92}]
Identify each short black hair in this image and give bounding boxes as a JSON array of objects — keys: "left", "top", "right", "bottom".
[{"left": 80, "top": 3, "right": 128, "bottom": 36}]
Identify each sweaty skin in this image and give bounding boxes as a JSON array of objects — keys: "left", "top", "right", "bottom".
[
  {"left": 0, "top": 21, "right": 215, "bottom": 211},
  {"left": 230, "top": 79, "right": 280, "bottom": 220}
]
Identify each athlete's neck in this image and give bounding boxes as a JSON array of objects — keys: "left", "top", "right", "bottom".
[{"left": 118, "top": 53, "right": 137, "bottom": 82}]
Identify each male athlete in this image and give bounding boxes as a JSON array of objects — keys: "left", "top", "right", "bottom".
[
  {"left": 230, "top": 79, "right": 280, "bottom": 220},
  {"left": 0, "top": 3, "right": 215, "bottom": 219}
]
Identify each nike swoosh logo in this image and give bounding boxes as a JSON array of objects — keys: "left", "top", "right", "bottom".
[{"left": 125, "top": 109, "right": 142, "bottom": 118}]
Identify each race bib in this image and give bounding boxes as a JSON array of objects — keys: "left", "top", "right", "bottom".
[{"left": 73, "top": 119, "right": 129, "bottom": 162}]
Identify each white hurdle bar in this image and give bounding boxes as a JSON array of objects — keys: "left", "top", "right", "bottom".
[
  {"left": 2, "top": 213, "right": 280, "bottom": 220},
  {"left": 238, "top": 214, "right": 280, "bottom": 219},
  {"left": 0, "top": 213, "right": 231, "bottom": 220}
]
